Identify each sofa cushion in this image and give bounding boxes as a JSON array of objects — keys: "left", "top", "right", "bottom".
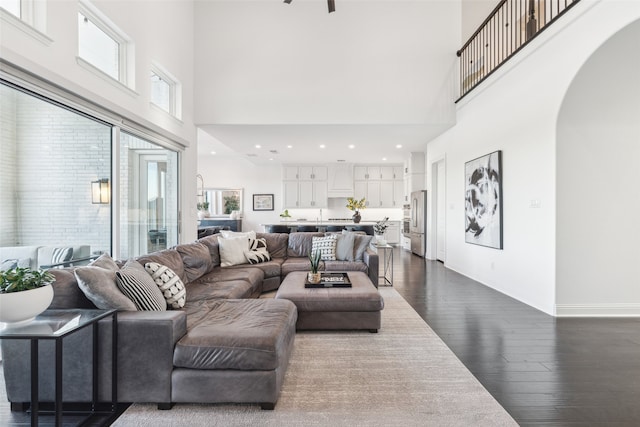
[
  {"left": 137, "top": 249, "right": 187, "bottom": 284},
  {"left": 174, "top": 242, "right": 212, "bottom": 282},
  {"left": 145, "top": 262, "right": 186, "bottom": 309},
  {"left": 1, "top": 258, "right": 31, "bottom": 270},
  {"left": 185, "top": 279, "right": 258, "bottom": 302},
  {"left": 286, "top": 232, "right": 324, "bottom": 258},
  {"left": 74, "top": 254, "right": 137, "bottom": 311},
  {"left": 174, "top": 299, "right": 297, "bottom": 371},
  {"left": 218, "top": 236, "right": 249, "bottom": 267},
  {"left": 49, "top": 268, "right": 95, "bottom": 309},
  {"left": 116, "top": 259, "right": 167, "bottom": 311},
  {"left": 311, "top": 234, "right": 337, "bottom": 261},
  {"left": 281, "top": 257, "right": 322, "bottom": 277},
  {"left": 229, "top": 258, "right": 283, "bottom": 280},
  {"left": 197, "top": 235, "right": 222, "bottom": 268},
  {"left": 194, "top": 266, "right": 264, "bottom": 288},
  {"left": 256, "top": 232, "right": 289, "bottom": 259},
  {"left": 323, "top": 260, "right": 368, "bottom": 273}
]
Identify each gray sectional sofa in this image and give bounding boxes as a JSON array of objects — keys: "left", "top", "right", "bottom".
[{"left": 2, "top": 231, "right": 378, "bottom": 410}]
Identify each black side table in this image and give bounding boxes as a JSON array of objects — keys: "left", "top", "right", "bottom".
[{"left": 0, "top": 309, "right": 118, "bottom": 426}]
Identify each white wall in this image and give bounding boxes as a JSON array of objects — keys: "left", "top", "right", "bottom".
[
  {"left": 556, "top": 19, "right": 640, "bottom": 316},
  {"left": 425, "top": 0, "right": 640, "bottom": 315},
  {"left": 0, "top": 0, "right": 198, "bottom": 243}
]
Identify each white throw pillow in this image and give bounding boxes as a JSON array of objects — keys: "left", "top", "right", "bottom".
[
  {"left": 144, "top": 262, "right": 186, "bottom": 309},
  {"left": 219, "top": 230, "right": 256, "bottom": 240},
  {"left": 218, "top": 236, "right": 250, "bottom": 267}
]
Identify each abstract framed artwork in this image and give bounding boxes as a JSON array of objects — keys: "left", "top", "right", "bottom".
[
  {"left": 253, "top": 194, "right": 274, "bottom": 211},
  {"left": 464, "top": 150, "right": 503, "bottom": 249}
]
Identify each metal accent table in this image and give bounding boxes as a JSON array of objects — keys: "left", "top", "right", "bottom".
[
  {"left": 0, "top": 309, "right": 117, "bottom": 426},
  {"left": 373, "top": 244, "right": 394, "bottom": 286}
]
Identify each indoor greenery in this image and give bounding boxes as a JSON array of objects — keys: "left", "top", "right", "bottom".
[
  {"left": 373, "top": 217, "right": 390, "bottom": 235},
  {"left": 224, "top": 195, "right": 240, "bottom": 214},
  {"left": 309, "top": 250, "right": 322, "bottom": 274},
  {"left": 0, "top": 267, "right": 55, "bottom": 294},
  {"left": 279, "top": 209, "right": 292, "bottom": 219},
  {"left": 346, "top": 197, "right": 366, "bottom": 211},
  {"left": 197, "top": 201, "right": 210, "bottom": 211}
]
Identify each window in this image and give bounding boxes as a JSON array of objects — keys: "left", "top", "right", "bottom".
[
  {"left": 150, "top": 64, "right": 182, "bottom": 119},
  {"left": 0, "top": 0, "right": 48, "bottom": 41},
  {"left": 0, "top": 0, "right": 20, "bottom": 18},
  {"left": 0, "top": 83, "right": 112, "bottom": 259},
  {"left": 77, "top": 1, "right": 134, "bottom": 88}
]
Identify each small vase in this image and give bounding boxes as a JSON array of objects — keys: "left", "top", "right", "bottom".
[
  {"left": 375, "top": 234, "right": 387, "bottom": 245},
  {"left": 308, "top": 272, "right": 321, "bottom": 284},
  {"left": 353, "top": 211, "right": 361, "bottom": 224}
]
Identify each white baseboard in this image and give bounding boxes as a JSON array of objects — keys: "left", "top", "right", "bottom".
[{"left": 556, "top": 303, "right": 640, "bottom": 317}]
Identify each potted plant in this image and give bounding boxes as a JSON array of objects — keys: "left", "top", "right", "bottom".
[
  {"left": 279, "top": 209, "right": 292, "bottom": 221},
  {"left": 0, "top": 267, "right": 55, "bottom": 324},
  {"left": 197, "top": 201, "right": 210, "bottom": 219},
  {"left": 373, "top": 217, "right": 390, "bottom": 245},
  {"left": 346, "top": 197, "right": 367, "bottom": 223},
  {"left": 308, "top": 250, "right": 322, "bottom": 284}
]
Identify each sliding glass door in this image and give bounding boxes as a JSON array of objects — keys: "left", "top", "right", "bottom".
[{"left": 119, "top": 132, "right": 178, "bottom": 259}]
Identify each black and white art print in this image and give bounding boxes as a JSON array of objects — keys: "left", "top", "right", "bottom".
[{"left": 464, "top": 150, "right": 503, "bottom": 249}]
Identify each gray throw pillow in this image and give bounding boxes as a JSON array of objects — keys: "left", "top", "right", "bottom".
[
  {"left": 345, "top": 233, "right": 373, "bottom": 261},
  {"left": 75, "top": 254, "right": 137, "bottom": 311},
  {"left": 116, "top": 260, "right": 167, "bottom": 311},
  {"left": 335, "top": 233, "right": 355, "bottom": 261}
]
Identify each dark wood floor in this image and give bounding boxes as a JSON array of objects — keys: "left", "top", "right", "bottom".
[
  {"left": 391, "top": 248, "right": 640, "bottom": 427},
  {"left": 4, "top": 248, "right": 640, "bottom": 426}
]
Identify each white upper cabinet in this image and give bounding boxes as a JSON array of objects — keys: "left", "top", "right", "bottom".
[
  {"left": 282, "top": 164, "right": 328, "bottom": 208},
  {"left": 298, "top": 166, "right": 327, "bottom": 181}
]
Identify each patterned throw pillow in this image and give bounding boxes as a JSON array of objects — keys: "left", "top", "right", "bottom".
[
  {"left": 116, "top": 260, "right": 167, "bottom": 311},
  {"left": 145, "top": 262, "right": 186, "bottom": 309},
  {"left": 311, "top": 234, "right": 338, "bottom": 261},
  {"left": 245, "top": 237, "right": 272, "bottom": 264},
  {"left": 51, "top": 247, "right": 73, "bottom": 264}
]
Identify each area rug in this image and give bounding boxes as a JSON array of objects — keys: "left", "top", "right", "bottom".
[{"left": 113, "top": 288, "right": 517, "bottom": 426}]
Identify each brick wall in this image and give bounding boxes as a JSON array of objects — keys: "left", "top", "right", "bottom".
[{"left": 0, "top": 84, "right": 111, "bottom": 252}]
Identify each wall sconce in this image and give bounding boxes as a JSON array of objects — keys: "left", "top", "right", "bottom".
[
  {"left": 91, "top": 178, "right": 110, "bottom": 204},
  {"left": 196, "top": 173, "right": 204, "bottom": 198}
]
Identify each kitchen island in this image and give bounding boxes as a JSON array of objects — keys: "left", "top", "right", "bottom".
[{"left": 259, "top": 219, "right": 401, "bottom": 244}]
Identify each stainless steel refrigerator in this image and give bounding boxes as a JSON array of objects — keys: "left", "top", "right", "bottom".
[{"left": 409, "top": 190, "right": 427, "bottom": 257}]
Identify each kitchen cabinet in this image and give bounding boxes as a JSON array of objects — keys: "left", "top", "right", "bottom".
[
  {"left": 354, "top": 180, "right": 381, "bottom": 207},
  {"left": 355, "top": 163, "right": 403, "bottom": 208},
  {"left": 384, "top": 221, "right": 401, "bottom": 244},
  {"left": 354, "top": 165, "right": 382, "bottom": 180},
  {"left": 282, "top": 165, "right": 328, "bottom": 208}
]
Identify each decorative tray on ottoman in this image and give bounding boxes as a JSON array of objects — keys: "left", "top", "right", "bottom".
[{"left": 305, "top": 272, "right": 352, "bottom": 288}]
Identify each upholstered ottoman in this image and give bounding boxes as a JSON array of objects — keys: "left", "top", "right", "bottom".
[
  {"left": 171, "top": 298, "right": 297, "bottom": 409},
  {"left": 275, "top": 271, "right": 384, "bottom": 332}
]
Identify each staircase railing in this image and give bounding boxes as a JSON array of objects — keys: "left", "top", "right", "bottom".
[{"left": 456, "top": 0, "right": 580, "bottom": 100}]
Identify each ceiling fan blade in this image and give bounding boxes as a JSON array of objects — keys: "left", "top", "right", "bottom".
[
  {"left": 328, "top": 0, "right": 335, "bottom": 13},
  {"left": 283, "top": 0, "right": 292, "bottom": 4}
]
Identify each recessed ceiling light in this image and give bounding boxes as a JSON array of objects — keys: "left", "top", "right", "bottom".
[
  {"left": 287, "top": 145, "right": 293, "bottom": 149},
  {"left": 348, "top": 144, "right": 355, "bottom": 149},
  {"left": 382, "top": 157, "right": 387, "bottom": 161},
  {"left": 396, "top": 144, "right": 402, "bottom": 148},
  {"left": 255, "top": 144, "right": 261, "bottom": 149},
  {"left": 320, "top": 144, "right": 326, "bottom": 149},
  {"left": 269, "top": 158, "right": 274, "bottom": 161},
  {"left": 210, "top": 151, "right": 216, "bottom": 155}
]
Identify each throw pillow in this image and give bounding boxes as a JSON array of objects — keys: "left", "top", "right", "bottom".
[
  {"left": 75, "top": 254, "right": 137, "bottom": 311},
  {"left": 311, "top": 234, "right": 338, "bottom": 261},
  {"left": 218, "top": 236, "right": 250, "bottom": 267},
  {"left": 245, "top": 237, "right": 271, "bottom": 264},
  {"left": 116, "top": 260, "right": 167, "bottom": 311},
  {"left": 51, "top": 247, "right": 73, "bottom": 264},
  {"left": 352, "top": 234, "right": 374, "bottom": 261},
  {"left": 335, "top": 233, "right": 356, "bottom": 261},
  {"left": 219, "top": 230, "right": 256, "bottom": 240},
  {"left": 144, "top": 262, "right": 186, "bottom": 309},
  {"left": 1, "top": 259, "right": 18, "bottom": 271}
]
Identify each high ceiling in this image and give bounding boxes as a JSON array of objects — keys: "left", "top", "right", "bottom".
[{"left": 194, "top": 0, "right": 461, "bottom": 165}]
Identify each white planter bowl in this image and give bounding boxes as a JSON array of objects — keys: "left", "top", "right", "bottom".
[{"left": 0, "top": 285, "right": 54, "bottom": 325}]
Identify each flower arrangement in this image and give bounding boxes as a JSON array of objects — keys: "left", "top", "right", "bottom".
[
  {"left": 279, "top": 209, "right": 292, "bottom": 219},
  {"left": 373, "top": 217, "right": 390, "bottom": 235},
  {"left": 346, "top": 197, "right": 366, "bottom": 211}
]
